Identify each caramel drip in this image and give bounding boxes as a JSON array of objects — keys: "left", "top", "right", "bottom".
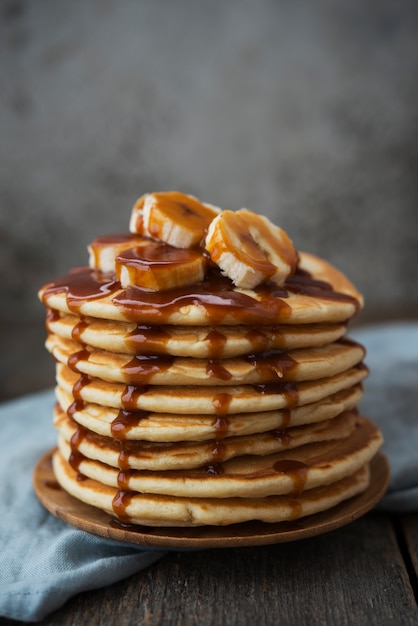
[
  {"left": 89, "top": 233, "right": 140, "bottom": 268},
  {"left": 121, "top": 384, "right": 148, "bottom": 411},
  {"left": 72, "top": 373, "right": 90, "bottom": 402},
  {"left": 206, "top": 393, "right": 233, "bottom": 473},
  {"left": 206, "top": 463, "right": 224, "bottom": 476},
  {"left": 204, "top": 328, "right": 227, "bottom": 358},
  {"left": 206, "top": 359, "right": 232, "bottom": 381},
  {"left": 244, "top": 327, "right": 271, "bottom": 352},
  {"left": 244, "top": 349, "right": 297, "bottom": 381},
  {"left": 121, "top": 354, "right": 173, "bottom": 384},
  {"left": 286, "top": 270, "right": 360, "bottom": 312},
  {"left": 68, "top": 423, "right": 88, "bottom": 480},
  {"left": 125, "top": 325, "right": 171, "bottom": 355},
  {"left": 118, "top": 241, "right": 203, "bottom": 269},
  {"left": 46, "top": 308, "right": 60, "bottom": 331},
  {"left": 111, "top": 409, "right": 149, "bottom": 439},
  {"left": 273, "top": 460, "right": 309, "bottom": 496},
  {"left": 41, "top": 265, "right": 358, "bottom": 324},
  {"left": 271, "top": 429, "right": 291, "bottom": 446},
  {"left": 41, "top": 268, "right": 119, "bottom": 314},
  {"left": 67, "top": 349, "right": 90, "bottom": 373},
  {"left": 113, "top": 268, "right": 291, "bottom": 325},
  {"left": 212, "top": 392, "right": 232, "bottom": 415},
  {"left": 253, "top": 382, "right": 299, "bottom": 407},
  {"left": 112, "top": 490, "right": 135, "bottom": 524},
  {"left": 71, "top": 318, "right": 88, "bottom": 345}
]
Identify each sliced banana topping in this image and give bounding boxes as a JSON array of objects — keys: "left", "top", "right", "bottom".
[
  {"left": 91, "top": 193, "right": 298, "bottom": 292},
  {"left": 205, "top": 209, "right": 298, "bottom": 289},
  {"left": 88, "top": 234, "right": 149, "bottom": 273},
  {"left": 129, "top": 191, "right": 221, "bottom": 248},
  {"left": 116, "top": 241, "right": 206, "bottom": 291}
]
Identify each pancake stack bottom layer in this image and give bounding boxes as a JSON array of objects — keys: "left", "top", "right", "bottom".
[{"left": 38, "top": 191, "right": 384, "bottom": 527}]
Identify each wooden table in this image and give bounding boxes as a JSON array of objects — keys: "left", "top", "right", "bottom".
[{"left": 3, "top": 512, "right": 416, "bottom": 625}]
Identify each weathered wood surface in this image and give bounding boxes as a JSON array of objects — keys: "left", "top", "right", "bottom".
[
  {"left": 1, "top": 513, "right": 411, "bottom": 626},
  {"left": 400, "top": 514, "right": 418, "bottom": 589}
]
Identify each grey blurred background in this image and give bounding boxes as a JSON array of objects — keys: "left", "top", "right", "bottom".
[{"left": 1, "top": 0, "right": 417, "bottom": 401}]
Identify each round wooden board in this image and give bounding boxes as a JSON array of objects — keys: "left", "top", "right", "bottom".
[{"left": 33, "top": 449, "right": 390, "bottom": 549}]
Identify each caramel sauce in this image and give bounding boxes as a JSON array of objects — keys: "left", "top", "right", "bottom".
[
  {"left": 72, "top": 373, "right": 90, "bottom": 402},
  {"left": 214, "top": 210, "right": 297, "bottom": 278},
  {"left": 71, "top": 318, "right": 88, "bottom": 345},
  {"left": 245, "top": 349, "right": 297, "bottom": 381},
  {"left": 254, "top": 381, "right": 299, "bottom": 407},
  {"left": 146, "top": 191, "right": 217, "bottom": 237},
  {"left": 125, "top": 325, "right": 171, "bottom": 354},
  {"left": 206, "top": 462, "right": 224, "bottom": 476},
  {"left": 111, "top": 409, "right": 149, "bottom": 439},
  {"left": 212, "top": 392, "right": 232, "bottom": 415},
  {"left": 206, "top": 359, "right": 232, "bottom": 381},
  {"left": 286, "top": 269, "right": 360, "bottom": 311},
  {"left": 46, "top": 307, "right": 60, "bottom": 331},
  {"left": 244, "top": 327, "right": 271, "bottom": 352},
  {"left": 121, "top": 384, "right": 148, "bottom": 411},
  {"left": 213, "top": 415, "right": 230, "bottom": 437},
  {"left": 211, "top": 414, "right": 230, "bottom": 463},
  {"left": 204, "top": 328, "right": 227, "bottom": 358},
  {"left": 117, "top": 241, "right": 203, "bottom": 269},
  {"left": 273, "top": 459, "right": 308, "bottom": 496},
  {"left": 67, "top": 349, "right": 90, "bottom": 373},
  {"left": 69, "top": 423, "right": 88, "bottom": 476},
  {"left": 41, "top": 263, "right": 357, "bottom": 325},
  {"left": 41, "top": 268, "right": 120, "bottom": 314},
  {"left": 112, "top": 490, "right": 135, "bottom": 524},
  {"left": 89, "top": 233, "right": 142, "bottom": 266},
  {"left": 113, "top": 269, "right": 291, "bottom": 325},
  {"left": 67, "top": 398, "right": 85, "bottom": 418},
  {"left": 122, "top": 354, "right": 173, "bottom": 384},
  {"left": 118, "top": 441, "right": 131, "bottom": 471},
  {"left": 271, "top": 429, "right": 292, "bottom": 446}
]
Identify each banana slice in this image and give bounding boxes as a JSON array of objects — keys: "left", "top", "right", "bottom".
[
  {"left": 88, "top": 234, "right": 148, "bottom": 273},
  {"left": 205, "top": 209, "right": 298, "bottom": 289},
  {"left": 129, "top": 191, "right": 221, "bottom": 248},
  {"left": 115, "top": 240, "right": 206, "bottom": 291}
]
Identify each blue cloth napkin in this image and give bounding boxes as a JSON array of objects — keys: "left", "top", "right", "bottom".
[
  {"left": 352, "top": 321, "right": 418, "bottom": 511},
  {"left": 0, "top": 390, "right": 166, "bottom": 622},
  {"left": 1, "top": 322, "right": 417, "bottom": 622}
]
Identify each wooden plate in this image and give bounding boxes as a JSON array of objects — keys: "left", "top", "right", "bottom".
[{"left": 33, "top": 449, "right": 390, "bottom": 549}]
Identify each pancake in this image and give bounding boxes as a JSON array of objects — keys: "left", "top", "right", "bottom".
[
  {"left": 39, "top": 252, "right": 363, "bottom": 326},
  {"left": 56, "top": 361, "right": 368, "bottom": 414},
  {"left": 37, "top": 193, "right": 384, "bottom": 529},
  {"left": 55, "top": 408, "right": 359, "bottom": 471},
  {"left": 46, "top": 333, "right": 365, "bottom": 386},
  {"left": 46, "top": 311, "right": 348, "bottom": 357},
  {"left": 56, "top": 416, "right": 382, "bottom": 498},
  {"left": 54, "top": 384, "right": 364, "bottom": 441},
  {"left": 52, "top": 449, "right": 371, "bottom": 526}
]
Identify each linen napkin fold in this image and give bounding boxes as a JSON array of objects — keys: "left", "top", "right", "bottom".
[
  {"left": 0, "top": 390, "right": 166, "bottom": 623},
  {"left": 1, "top": 322, "right": 417, "bottom": 622},
  {"left": 352, "top": 321, "right": 418, "bottom": 511}
]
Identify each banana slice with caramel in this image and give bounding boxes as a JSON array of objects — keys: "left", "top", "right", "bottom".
[
  {"left": 205, "top": 209, "right": 298, "bottom": 288},
  {"left": 115, "top": 241, "right": 206, "bottom": 291},
  {"left": 129, "top": 191, "right": 221, "bottom": 248}
]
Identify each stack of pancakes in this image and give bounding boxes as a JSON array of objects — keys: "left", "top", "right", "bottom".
[{"left": 38, "top": 193, "right": 383, "bottom": 527}]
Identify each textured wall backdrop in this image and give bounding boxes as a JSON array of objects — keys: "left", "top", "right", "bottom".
[{"left": 1, "top": 0, "right": 417, "bottom": 399}]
